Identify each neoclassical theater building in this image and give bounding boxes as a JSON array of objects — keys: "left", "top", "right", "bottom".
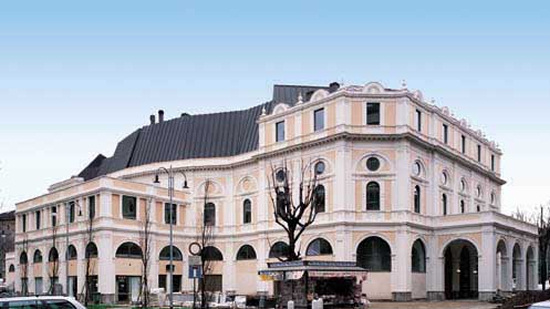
[{"left": 10, "top": 81, "right": 538, "bottom": 302}]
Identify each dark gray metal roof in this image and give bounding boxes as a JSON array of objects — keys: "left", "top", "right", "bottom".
[{"left": 78, "top": 83, "right": 340, "bottom": 180}]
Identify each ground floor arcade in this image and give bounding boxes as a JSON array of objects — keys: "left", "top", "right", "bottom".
[{"left": 9, "top": 212, "right": 538, "bottom": 303}]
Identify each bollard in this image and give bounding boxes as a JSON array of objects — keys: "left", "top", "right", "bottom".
[
  {"left": 311, "top": 299, "right": 318, "bottom": 309},
  {"left": 287, "top": 300, "right": 295, "bottom": 309}
]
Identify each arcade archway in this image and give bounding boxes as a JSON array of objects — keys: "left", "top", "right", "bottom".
[{"left": 444, "top": 239, "right": 479, "bottom": 299}]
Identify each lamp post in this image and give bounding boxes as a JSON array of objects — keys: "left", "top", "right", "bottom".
[
  {"left": 154, "top": 166, "right": 189, "bottom": 309},
  {"left": 54, "top": 201, "right": 81, "bottom": 296},
  {"left": 0, "top": 230, "right": 6, "bottom": 280}
]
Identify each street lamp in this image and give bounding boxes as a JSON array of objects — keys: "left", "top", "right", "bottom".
[
  {"left": 53, "top": 201, "right": 82, "bottom": 296},
  {"left": 154, "top": 166, "right": 189, "bottom": 309}
]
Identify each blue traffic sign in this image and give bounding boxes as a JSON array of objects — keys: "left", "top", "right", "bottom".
[{"left": 188, "top": 265, "right": 203, "bottom": 278}]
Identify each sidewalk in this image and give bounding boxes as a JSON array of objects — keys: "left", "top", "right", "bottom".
[{"left": 369, "top": 300, "right": 498, "bottom": 309}]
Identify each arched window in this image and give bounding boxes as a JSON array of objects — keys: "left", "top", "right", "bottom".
[
  {"left": 269, "top": 242, "right": 289, "bottom": 259},
  {"left": 314, "top": 185, "right": 326, "bottom": 213},
  {"left": 357, "top": 237, "right": 391, "bottom": 272},
  {"left": 204, "top": 203, "right": 216, "bottom": 226},
  {"left": 202, "top": 246, "right": 223, "bottom": 261},
  {"left": 236, "top": 245, "right": 257, "bottom": 260},
  {"left": 85, "top": 242, "right": 98, "bottom": 258},
  {"left": 115, "top": 242, "right": 143, "bottom": 259},
  {"left": 411, "top": 240, "right": 426, "bottom": 273},
  {"left": 414, "top": 185, "right": 421, "bottom": 213},
  {"left": 66, "top": 245, "right": 77, "bottom": 260},
  {"left": 33, "top": 250, "right": 43, "bottom": 263},
  {"left": 306, "top": 238, "right": 333, "bottom": 256},
  {"left": 442, "top": 194, "right": 447, "bottom": 216},
  {"left": 8, "top": 264, "right": 15, "bottom": 272},
  {"left": 159, "top": 246, "right": 183, "bottom": 261},
  {"left": 366, "top": 182, "right": 380, "bottom": 210},
  {"left": 20, "top": 251, "right": 28, "bottom": 264},
  {"left": 460, "top": 200, "right": 465, "bottom": 213},
  {"left": 48, "top": 248, "right": 59, "bottom": 262},
  {"left": 243, "top": 199, "right": 252, "bottom": 224}
]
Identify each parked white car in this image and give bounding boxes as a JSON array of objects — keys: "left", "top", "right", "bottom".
[
  {"left": 0, "top": 296, "right": 87, "bottom": 309},
  {"left": 530, "top": 301, "right": 550, "bottom": 309}
]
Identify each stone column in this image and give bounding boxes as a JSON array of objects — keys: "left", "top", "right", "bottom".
[
  {"left": 478, "top": 227, "right": 496, "bottom": 300},
  {"left": 392, "top": 229, "right": 411, "bottom": 301},
  {"left": 97, "top": 234, "right": 116, "bottom": 304},
  {"left": 426, "top": 235, "right": 444, "bottom": 300},
  {"left": 77, "top": 241, "right": 86, "bottom": 298}
]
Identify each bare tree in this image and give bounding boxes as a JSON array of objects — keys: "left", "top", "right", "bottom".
[
  {"left": 48, "top": 210, "right": 60, "bottom": 295},
  {"left": 80, "top": 204, "right": 96, "bottom": 306},
  {"left": 139, "top": 198, "right": 153, "bottom": 308},
  {"left": 268, "top": 160, "right": 322, "bottom": 261},
  {"left": 20, "top": 236, "right": 29, "bottom": 295},
  {"left": 196, "top": 179, "right": 215, "bottom": 309}
]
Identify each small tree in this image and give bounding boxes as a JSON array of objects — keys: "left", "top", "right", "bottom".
[
  {"left": 20, "top": 237, "right": 29, "bottom": 295},
  {"left": 268, "top": 160, "right": 322, "bottom": 261},
  {"left": 81, "top": 202, "right": 96, "bottom": 306},
  {"left": 139, "top": 198, "right": 153, "bottom": 307},
  {"left": 538, "top": 206, "right": 550, "bottom": 290},
  {"left": 48, "top": 219, "right": 60, "bottom": 295},
  {"left": 196, "top": 180, "right": 215, "bottom": 309}
]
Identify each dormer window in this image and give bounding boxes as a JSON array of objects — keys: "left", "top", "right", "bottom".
[
  {"left": 276, "top": 121, "right": 285, "bottom": 142},
  {"left": 314, "top": 108, "right": 325, "bottom": 131},
  {"left": 477, "top": 145, "right": 482, "bottom": 162},
  {"left": 416, "top": 110, "right": 422, "bottom": 132},
  {"left": 367, "top": 103, "right": 380, "bottom": 125}
]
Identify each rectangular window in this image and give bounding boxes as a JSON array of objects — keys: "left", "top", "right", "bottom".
[
  {"left": 51, "top": 206, "right": 57, "bottom": 227},
  {"left": 22, "top": 214, "right": 26, "bottom": 232},
  {"left": 366, "top": 103, "right": 380, "bottom": 125},
  {"left": 68, "top": 201, "right": 76, "bottom": 223},
  {"left": 164, "top": 203, "right": 177, "bottom": 225},
  {"left": 35, "top": 211, "right": 41, "bottom": 230},
  {"left": 275, "top": 121, "right": 285, "bottom": 142},
  {"left": 443, "top": 124, "right": 448, "bottom": 144},
  {"left": 416, "top": 110, "right": 422, "bottom": 132},
  {"left": 491, "top": 155, "right": 495, "bottom": 171},
  {"left": 313, "top": 108, "right": 325, "bottom": 131},
  {"left": 461, "top": 135, "right": 466, "bottom": 154},
  {"left": 88, "top": 196, "right": 96, "bottom": 219},
  {"left": 477, "top": 145, "right": 482, "bottom": 162},
  {"left": 122, "top": 196, "right": 137, "bottom": 220}
]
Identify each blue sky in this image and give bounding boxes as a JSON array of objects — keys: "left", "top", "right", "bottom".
[{"left": 0, "top": 0, "right": 549, "bottom": 214}]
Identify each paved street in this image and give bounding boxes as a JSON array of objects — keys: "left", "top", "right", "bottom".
[{"left": 369, "top": 300, "right": 498, "bottom": 309}]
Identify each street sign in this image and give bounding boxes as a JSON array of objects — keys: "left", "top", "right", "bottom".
[
  {"left": 188, "top": 265, "right": 203, "bottom": 279},
  {"left": 188, "top": 255, "right": 202, "bottom": 266}
]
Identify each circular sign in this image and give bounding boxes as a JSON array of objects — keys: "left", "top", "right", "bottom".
[{"left": 189, "top": 242, "right": 202, "bottom": 256}]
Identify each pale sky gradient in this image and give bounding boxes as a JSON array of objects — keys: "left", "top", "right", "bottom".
[{"left": 1, "top": 0, "right": 549, "bottom": 215}]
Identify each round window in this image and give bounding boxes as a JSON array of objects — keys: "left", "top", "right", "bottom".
[
  {"left": 366, "top": 157, "right": 380, "bottom": 172},
  {"left": 314, "top": 161, "right": 326, "bottom": 175},
  {"left": 276, "top": 170, "right": 286, "bottom": 183},
  {"left": 413, "top": 162, "right": 422, "bottom": 176},
  {"left": 441, "top": 172, "right": 448, "bottom": 185}
]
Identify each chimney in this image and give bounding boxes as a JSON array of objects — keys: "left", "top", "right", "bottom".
[
  {"left": 149, "top": 114, "right": 156, "bottom": 125},
  {"left": 329, "top": 82, "right": 340, "bottom": 93},
  {"left": 158, "top": 110, "right": 164, "bottom": 123}
]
